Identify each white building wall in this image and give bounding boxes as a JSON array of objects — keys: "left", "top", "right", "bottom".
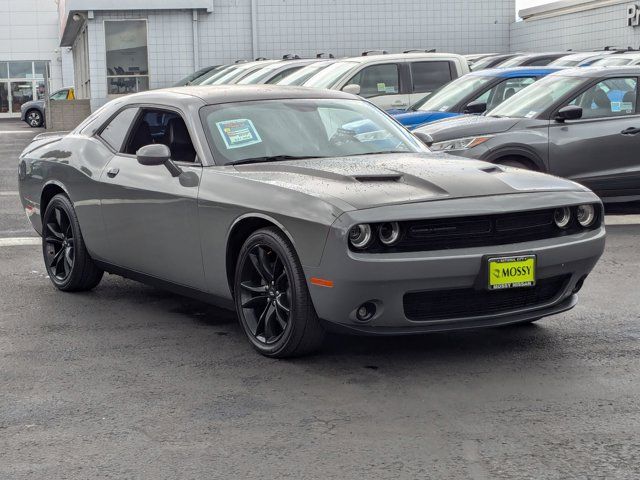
[
  {"left": 81, "top": 0, "right": 513, "bottom": 108},
  {"left": 0, "top": 0, "right": 68, "bottom": 92},
  {"left": 511, "top": 1, "right": 640, "bottom": 51}
]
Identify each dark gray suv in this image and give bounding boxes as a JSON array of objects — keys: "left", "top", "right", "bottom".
[{"left": 414, "top": 67, "right": 640, "bottom": 203}]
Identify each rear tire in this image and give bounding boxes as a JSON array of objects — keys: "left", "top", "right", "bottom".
[
  {"left": 42, "top": 194, "right": 103, "bottom": 292},
  {"left": 234, "top": 227, "right": 325, "bottom": 358}
]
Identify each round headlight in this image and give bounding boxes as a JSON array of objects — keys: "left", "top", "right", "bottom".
[
  {"left": 554, "top": 207, "right": 571, "bottom": 229},
  {"left": 378, "top": 222, "right": 401, "bottom": 246},
  {"left": 349, "top": 224, "right": 372, "bottom": 249},
  {"left": 576, "top": 204, "right": 596, "bottom": 227}
]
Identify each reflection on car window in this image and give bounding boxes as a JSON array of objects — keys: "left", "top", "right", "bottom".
[
  {"left": 50, "top": 90, "right": 69, "bottom": 100},
  {"left": 471, "top": 76, "right": 536, "bottom": 111},
  {"left": 488, "top": 75, "right": 586, "bottom": 118},
  {"left": 200, "top": 99, "right": 425, "bottom": 165},
  {"left": 568, "top": 77, "right": 637, "bottom": 119},
  {"left": 99, "top": 108, "right": 139, "bottom": 151},
  {"left": 416, "top": 75, "right": 495, "bottom": 112},
  {"left": 346, "top": 64, "right": 400, "bottom": 98}
]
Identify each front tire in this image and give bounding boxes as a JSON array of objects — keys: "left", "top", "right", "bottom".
[
  {"left": 234, "top": 227, "right": 325, "bottom": 358},
  {"left": 42, "top": 194, "right": 103, "bottom": 291},
  {"left": 26, "top": 109, "right": 43, "bottom": 128}
]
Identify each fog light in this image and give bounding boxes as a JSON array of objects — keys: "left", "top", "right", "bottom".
[
  {"left": 356, "top": 302, "right": 376, "bottom": 322},
  {"left": 554, "top": 207, "right": 571, "bottom": 229},
  {"left": 576, "top": 204, "right": 596, "bottom": 227},
  {"left": 349, "top": 224, "right": 372, "bottom": 249}
]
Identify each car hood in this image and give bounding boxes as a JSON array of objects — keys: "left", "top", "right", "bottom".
[
  {"left": 414, "top": 115, "right": 521, "bottom": 142},
  {"left": 393, "top": 110, "right": 461, "bottom": 130},
  {"left": 231, "top": 153, "right": 585, "bottom": 211}
]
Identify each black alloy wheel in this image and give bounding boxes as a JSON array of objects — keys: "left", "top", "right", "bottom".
[
  {"left": 238, "top": 244, "right": 291, "bottom": 344},
  {"left": 42, "top": 194, "right": 103, "bottom": 291},
  {"left": 234, "top": 227, "right": 325, "bottom": 358},
  {"left": 44, "top": 204, "right": 75, "bottom": 282},
  {"left": 26, "top": 110, "right": 43, "bottom": 128}
]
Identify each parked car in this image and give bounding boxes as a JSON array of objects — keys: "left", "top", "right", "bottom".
[
  {"left": 236, "top": 58, "right": 321, "bottom": 85},
  {"left": 548, "top": 51, "right": 622, "bottom": 67},
  {"left": 390, "top": 67, "right": 561, "bottom": 130},
  {"left": 173, "top": 65, "right": 223, "bottom": 86},
  {"left": 18, "top": 85, "right": 604, "bottom": 357},
  {"left": 20, "top": 86, "right": 75, "bottom": 128},
  {"left": 464, "top": 53, "right": 498, "bottom": 66},
  {"left": 591, "top": 53, "right": 640, "bottom": 67},
  {"left": 199, "top": 59, "right": 281, "bottom": 85},
  {"left": 275, "top": 60, "right": 338, "bottom": 86},
  {"left": 413, "top": 67, "right": 640, "bottom": 202},
  {"left": 470, "top": 53, "right": 520, "bottom": 71},
  {"left": 496, "top": 52, "right": 572, "bottom": 68},
  {"left": 301, "top": 52, "right": 470, "bottom": 110}
]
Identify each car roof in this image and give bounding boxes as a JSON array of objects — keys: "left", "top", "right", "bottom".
[
  {"left": 511, "top": 52, "right": 570, "bottom": 59},
  {"left": 552, "top": 66, "right": 640, "bottom": 78},
  {"left": 124, "top": 84, "right": 359, "bottom": 105},
  {"left": 344, "top": 52, "right": 467, "bottom": 63},
  {"left": 603, "top": 53, "right": 640, "bottom": 59},
  {"left": 470, "top": 66, "right": 563, "bottom": 78}
]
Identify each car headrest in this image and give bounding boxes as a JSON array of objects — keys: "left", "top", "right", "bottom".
[
  {"left": 593, "top": 88, "right": 610, "bottom": 109},
  {"left": 167, "top": 118, "right": 191, "bottom": 147}
]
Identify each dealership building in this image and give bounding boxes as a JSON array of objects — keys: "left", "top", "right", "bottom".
[{"left": 4, "top": 0, "right": 640, "bottom": 116}]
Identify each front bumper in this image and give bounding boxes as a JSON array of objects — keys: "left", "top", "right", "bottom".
[{"left": 302, "top": 192, "right": 605, "bottom": 334}]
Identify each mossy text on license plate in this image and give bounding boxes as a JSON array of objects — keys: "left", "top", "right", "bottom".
[{"left": 488, "top": 255, "right": 536, "bottom": 290}]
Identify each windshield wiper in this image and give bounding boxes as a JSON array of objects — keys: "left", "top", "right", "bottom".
[{"left": 228, "top": 155, "right": 322, "bottom": 166}]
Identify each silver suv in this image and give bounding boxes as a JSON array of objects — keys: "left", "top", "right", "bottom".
[{"left": 301, "top": 52, "right": 469, "bottom": 110}]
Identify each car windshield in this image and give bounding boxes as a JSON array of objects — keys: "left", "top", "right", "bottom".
[
  {"left": 276, "top": 62, "right": 334, "bottom": 85},
  {"left": 550, "top": 58, "right": 581, "bottom": 67},
  {"left": 498, "top": 56, "right": 529, "bottom": 68},
  {"left": 471, "top": 56, "right": 506, "bottom": 71},
  {"left": 197, "top": 65, "right": 238, "bottom": 85},
  {"left": 303, "top": 61, "right": 359, "bottom": 88},
  {"left": 207, "top": 64, "right": 262, "bottom": 85},
  {"left": 487, "top": 74, "right": 586, "bottom": 118},
  {"left": 237, "top": 63, "right": 287, "bottom": 84},
  {"left": 413, "top": 75, "right": 495, "bottom": 112},
  {"left": 200, "top": 98, "right": 426, "bottom": 165},
  {"left": 593, "top": 57, "right": 634, "bottom": 66}
]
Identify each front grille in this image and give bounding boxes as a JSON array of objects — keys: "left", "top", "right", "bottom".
[
  {"left": 357, "top": 206, "right": 601, "bottom": 253},
  {"left": 403, "top": 275, "right": 570, "bottom": 322}
]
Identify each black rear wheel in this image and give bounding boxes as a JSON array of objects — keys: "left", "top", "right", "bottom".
[
  {"left": 234, "top": 227, "right": 324, "bottom": 358},
  {"left": 42, "top": 194, "right": 103, "bottom": 291}
]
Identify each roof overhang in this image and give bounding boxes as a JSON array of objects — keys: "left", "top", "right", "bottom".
[
  {"left": 519, "top": 0, "right": 627, "bottom": 21},
  {"left": 59, "top": 0, "right": 214, "bottom": 46}
]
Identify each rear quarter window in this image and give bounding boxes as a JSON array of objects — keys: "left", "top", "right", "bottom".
[
  {"left": 98, "top": 107, "right": 139, "bottom": 152},
  {"left": 410, "top": 61, "right": 453, "bottom": 94}
]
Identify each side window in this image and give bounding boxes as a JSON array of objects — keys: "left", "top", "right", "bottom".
[
  {"left": 124, "top": 109, "right": 197, "bottom": 162},
  {"left": 266, "top": 66, "right": 303, "bottom": 84},
  {"left": 528, "top": 57, "right": 554, "bottom": 66},
  {"left": 99, "top": 107, "right": 139, "bottom": 152},
  {"left": 568, "top": 77, "right": 637, "bottom": 119},
  {"left": 50, "top": 89, "right": 69, "bottom": 101},
  {"left": 348, "top": 64, "right": 400, "bottom": 98},
  {"left": 410, "top": 61, "right": 453, "bottom": 94},
  {"left": 470, "top": 77, "right": 536, "bottom": 111}
]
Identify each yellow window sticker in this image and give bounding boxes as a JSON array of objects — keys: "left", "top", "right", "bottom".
[{"left": 377, "top": 82, "right": 386, "bottom": 92}]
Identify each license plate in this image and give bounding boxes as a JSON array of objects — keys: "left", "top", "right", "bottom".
[{"left": 488, "top": 255, "right": 536, "bottom": 290}]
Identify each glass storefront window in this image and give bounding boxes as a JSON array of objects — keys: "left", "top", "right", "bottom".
[
  {"left": 105, "top": 20, "right": 149, "bottom": 95},
  {"left": 0, "top": 63, "right": 7, "bottom": 80},
  {"left": 0, "top": 83, "right": 8, "bottom": 113},
  {"left": 11, "top": 81, "right": 33, "bottom": 112},
  {"left": 9, "top": 61, "right": 33, "bottom": 78},
  {"left": 34, "top": 61, "right": 47, "bottom": 79}
]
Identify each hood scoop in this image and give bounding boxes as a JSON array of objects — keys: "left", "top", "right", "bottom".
[
  {"left": 478, "top": 165, "right": 505, "bottom": 174},
  {"left": 353, "top": 174, "right": 403, "bottom": 183}
]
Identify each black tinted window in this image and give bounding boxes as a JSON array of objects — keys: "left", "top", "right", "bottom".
[
  {"left": 99, "top": 107, "right": 138, "bottom": 151},
  {"left": 348, "top": 64, "right": 400, "bottom": 98},
  {"left": 411, "top": 61, "right": 453, "bottom": 93}
]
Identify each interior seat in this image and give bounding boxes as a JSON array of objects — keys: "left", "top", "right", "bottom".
[
  {"left": 164, "top": 118, "right": 196, "bottom": 162},
  {"left": 128, "top": 120, "right": 153, "bottom": 153}
]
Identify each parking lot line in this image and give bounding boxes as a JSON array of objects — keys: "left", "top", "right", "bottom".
[
  {"left": 606, "top": 215, "right": 640, "bottom": 225},
  {"left": 0, "top": 191, "right": 18, "bottom": 196},
  {"left": 0, "top": 131, "right": 37, "bottom": 135},
  {"left": 0, "top": 237, "right": 41, "bottom": 246}
]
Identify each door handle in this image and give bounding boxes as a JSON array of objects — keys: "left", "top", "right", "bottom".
[
  {"left": 106, "top": 167, "right": 120, "bottom": 178},
  {"left": 621, "top": 127, "right": 640, "bottom": 135}
]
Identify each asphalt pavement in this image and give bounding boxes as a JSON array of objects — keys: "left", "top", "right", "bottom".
[{"left": 1, "top": 118, "right": 639, "bottom": 479}]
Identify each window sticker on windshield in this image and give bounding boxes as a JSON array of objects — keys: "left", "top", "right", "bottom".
[
  {"left": 377, "top": 82, "right": 386, "bottom": 92},
  {"left": 216, "top": 119, "right": 262, "bottom": 149},
  {"left": 384, "top": 86, "right": 397, "bottom": 94}
]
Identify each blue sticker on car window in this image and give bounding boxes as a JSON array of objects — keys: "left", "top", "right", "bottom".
[{"left": 216, "top": 119, "right": 262, "bottom": 149}]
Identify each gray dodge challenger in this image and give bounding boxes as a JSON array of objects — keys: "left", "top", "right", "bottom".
[{"left": 18, "top": 85, "right": 606, "bottom": 357}]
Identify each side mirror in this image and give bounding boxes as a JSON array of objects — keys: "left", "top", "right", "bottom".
[
  {"left": 463, "top": 100, "right": 487, "bottom": 115},
  {"left": 136, "top": 144, "right": 182, "bottom": 177},
  {"left": 414, "top": 132, "right": 434, "bottom": 147},
  {"left": 555, "top": 105, "right": 582, "bottom": 122},
  {"left": 342, "top": 84, "right": 361, "bottom": 96}
]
